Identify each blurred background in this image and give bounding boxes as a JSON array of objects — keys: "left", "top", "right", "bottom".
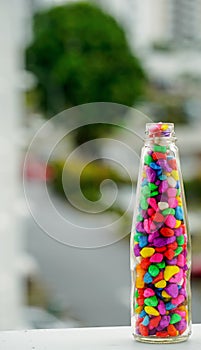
[{"left": 1, "top": 0, "right": 201, "bottom": 330}]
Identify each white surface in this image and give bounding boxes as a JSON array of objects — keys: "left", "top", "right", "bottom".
[{"left": 0, "top": 325, "right": 200, "bottom": 350}]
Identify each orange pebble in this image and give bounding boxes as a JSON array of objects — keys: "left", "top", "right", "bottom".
[{"left": 167, "top": 324, "right": 178, "bottom": 337}]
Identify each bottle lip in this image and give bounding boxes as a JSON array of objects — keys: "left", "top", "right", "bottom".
[{"left": 145, "top": 122, "right": 175, "bottom": 138}]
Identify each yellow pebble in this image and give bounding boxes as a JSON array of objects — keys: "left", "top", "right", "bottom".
[
  {"left": 177, "top": 197, "right": 182, "bottom": 206},
  {"left": 136, "top": 277, "right": 145, "bottom": 289},
  {"left": 140, "top": 247, "right": 155, "bottom": 258},
  {"left": 135, "top": 306, "right": 143, "bottom": 314},
  {"left": 175, "top": 220, "right": 181, "bottom": 228},
  {"left": 155, "top": 280, "right": 167, "bottom": 288},
  {"left": 162, "top": 290, "right": 171, "bottom": 298},
  {"left": 144, "top": 306, "right": 159, "bottom": 316},
  {"left": 171, "top": 170, "right": 179, "bottom": 181},
  {"left": 161, "top": 124, "right": 169, "bottom": 131},
  {"left": 165, "top": 172, "right": 171, "bottom": 177},
  {"left": 164, "top": 265, "right": 180, "bottom": 281}
]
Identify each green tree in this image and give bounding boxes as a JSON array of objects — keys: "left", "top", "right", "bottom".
[{"left": 26, "top": 2, "right": 146, "bottom": 116}]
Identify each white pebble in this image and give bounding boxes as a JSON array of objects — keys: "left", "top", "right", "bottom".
[
  {"left": 158, "top": 201, "right": 169, "bottom": 211},
  {"left": 167, "top": 176, "right": 177, "bottom": 188}
]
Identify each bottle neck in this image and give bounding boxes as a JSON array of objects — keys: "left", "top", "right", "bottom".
[{"left": 144, "top": 136, "right": 177, "bottom": 147}]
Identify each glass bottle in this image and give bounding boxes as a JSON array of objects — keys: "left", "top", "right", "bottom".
[{"left": 130, "top": 122, "right": 191, "bottom": 343}]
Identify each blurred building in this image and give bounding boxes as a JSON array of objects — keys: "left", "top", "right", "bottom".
[{"left": 169, "top": 0, "right": 201, "bottom": 44}]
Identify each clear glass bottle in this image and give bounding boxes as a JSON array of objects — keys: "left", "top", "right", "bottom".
[{"left": 130, "top": 122, "right": 191, "bottom": 343}]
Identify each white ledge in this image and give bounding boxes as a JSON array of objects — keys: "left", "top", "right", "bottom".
[{"left": 0, "top": 325, "right": 201, "bottom": 350}]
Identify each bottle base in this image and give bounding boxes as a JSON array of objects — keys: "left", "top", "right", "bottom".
[{"left": 133, "top": 333, "right": 190, "bottom": 344}]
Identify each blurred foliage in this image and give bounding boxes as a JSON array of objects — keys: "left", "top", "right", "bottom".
[
  {"left": 50, "top": 159, "right": 131, "bottom": 211},
  {"left": 26, "top": 2, "right": 146, "bottom": 117},
  {"left": 144, "top": 85, "right": 188, "bottom": 124},
  {"left": 184, "top": 178, "right": 201, "bottom": 208}
]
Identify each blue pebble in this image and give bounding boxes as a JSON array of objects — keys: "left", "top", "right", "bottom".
[
  {"left": 159, "top": 174, "right": 167, "bottom": 180},
  {"left": 175, "top": 206, "right": 183, "bottom": 220},
  {"left": 156, "top": 169, "right": 162, "bottom": 176},
  {"left": 142, "top": 315, "right": 150, "bottom": 326},
  {"left": 150, "top": 162, "right": 161, "bottom": 170},
  {"left": 144, "top": 272, "right": 153, "bottom": 284},
  {"left": 167, "top": 156, "right": 174, "bottom": 160},
  {"left": 176, "top": 181, "right": 180, "bottom": 189},
  {"left": 155, "top": 290, "right": 162, "bottom": 298},
  {"left": 139, "top": 310, "right": 146, "bottom": 318},
  {"left": 139, "top": 235, "right": 148, "bottom": 248},
  {"left": 166, "top": 302, "right": 176, "bottom": 310},
  {"left": 142, "top": 179, "right": 148, "bottom": 186},
  {"left": 178, "top": 285, "right": 182, "bottom": 290}
]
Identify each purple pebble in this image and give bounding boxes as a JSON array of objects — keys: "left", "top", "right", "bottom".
[
  {"left": 146, "top": 167, "right": 156, "bottom": 183},
  {"left": 136, "top": 222, "right": 146, "bottom": 233},
  {"left": 157, "top": 159, "right": 172, "bottom": 172},
  {"left": 158, "top": 300, "right": 166, "bottom": 315},
  {"left": 134, "top": 244, "right": 141, "bottom": 257},
  {"left": 157, "top": 316, "right": 170, "bottom": 331},
  {"left": 174, "top": 227, "right": 183, "bottom": 236},
  {"left": 148, "top": 231, "right": 160, "bottom": 243},
  {"left": 149, "top": 328, "right": 157, "bottom": 335},
  {"left": 141, "top": 210, "right": 148, "bottom": 219},
  {"left": 180, "top": 288, "right": 187, "bottom": 298},
  {"left": 165, "top": 284, "right": 179, "bottom": 298},
  {"left": 166, "top": 236, "right": 176, "bottom": 244},
  {"left": 175, "top": 319, "right": 187, "bottom": 331},
  {"left": 155, "top": 180, "right": 160, "bottom": 185},
  {"left": 166, "top": 257, "right": 178, "bottom": 265},
  {"left": 159, "top": 180, "right": 168, "bottom": 193}
]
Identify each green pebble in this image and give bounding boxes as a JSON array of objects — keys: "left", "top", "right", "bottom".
[
  {"left": 174, "top": 246, "right": 183, "bottom": 256},
  {"left": 134, "top": 233, "right": 142, "bottom": 242},
  {"left": 144, "top": 154, "right": 153, "bottom": 165},
  {"left": 162, "top": 208, "right": 175, "bottom": 216},
  {"left": 177, "top": 188, "right": 181, "bottom": 196},
  {"left": 135, "top": 290, "right": 139, "bottom": 298},
  {"left": 170, "top": 313, "right": 182, "bottom": 324},
  {"left": 137, "top": 214, "right": 143, "bottom": 222},
  {"left": 148, "top": 264, "right": 160, "bottom": 277},
  {"left": 135, "top": 302, "right": 139, "bottom": 309},
  {"left": 144, "top": 295, "right": 158, "bottom": 307},
  {"left": 177, "top": 235, "right": 185, "bottom": 245},
  {"left": 141, "top": 185, "right": 151, "bottom": 197},
  {"left": 150, "top": 191, "right": 159, "bottom": 197},
  {"left": 153, "top": 144, "right": 167, "bottom": 153},
  {"left": 140, "top": 196, "right": 148, "bottom": 210},
  {"left": 148, "top": 183, "right": 158, "bottom": 191},
  {"left": 156, "top": 261, "right": 166, "bottom": 269}
]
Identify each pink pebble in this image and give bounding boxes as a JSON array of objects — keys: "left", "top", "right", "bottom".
[
  {"left": 177, "top": 254, "right": 185, "bottom": 267},
  {"left": 172, "top": 295, "right": 185, "bottom": 306},
  {"left": 169, "top": 269, "right": 183, "bottom": 283},
  {"left": 168, "top": 198, "right": 178, "bottom": 208},
  {"left": 148, "top": 208, "right": 155, "bottom": 216},
  {"left": 144, "top": 288, "right": 155, "bottom": 297},
  {"left": 167, "top": 188, "right": 177, "bottom": 197},
  {"left": 144, "top": 219, "right": 151, "bottom": 233},
  {"left": 147, "top": 198, "right": 158, "bottom": 211},
  {"left": 150, "top": 253, "right": 163, "bottom": 263},
  {"left": 164, "top": 215, "right": 176, "bottom": 228},
  {"left": 158, "top": 300, "right": 166, "bottom": 315},
  {"left": 176, "top": 310, "right": 186, "bottom": 318}
]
